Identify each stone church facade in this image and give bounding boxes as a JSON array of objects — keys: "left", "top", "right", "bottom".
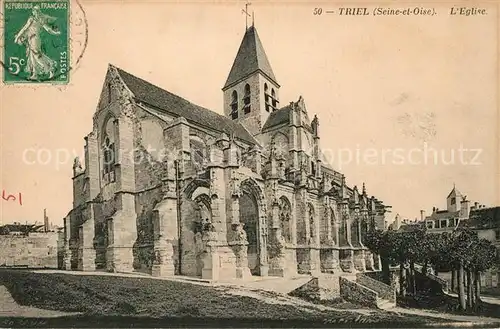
[{"left": 63, "top": 25, "right": 390, "bottom": 280}]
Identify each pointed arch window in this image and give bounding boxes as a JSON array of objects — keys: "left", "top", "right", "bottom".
[
  {"left": 102, "top": 135, "right": 116, "bottom": 183},
  {"left": 308, "top": 204, "right": 316, "bottom": 244},
  {"left": 230, "top": 90, "right": 238, "bottom": 119},
  {"left": 264, "top": 83, "right": 271, "bottom": 112},
  {"left": 279, "top": 197, "right": 292, "bottom": 243},
  {"left": 271, "top": 88, "right": 278, "bottom": 109},
  {"left": 243, "top": 84, "right": 251, "bottom": 114}
]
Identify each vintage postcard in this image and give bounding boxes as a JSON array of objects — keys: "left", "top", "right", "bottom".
[{"left": 0, "top": 0, "right": 499, "bottom": 328}]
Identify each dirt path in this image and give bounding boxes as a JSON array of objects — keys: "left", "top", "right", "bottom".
[
  {"left": 0, "top": 285, "right": 79, "bottom": 318},
  {"left": 389, "top": 307, "right": 500, "bottom": 324},
  {"left": 446, "top": 291, "right": 500, "bottom": 306}
]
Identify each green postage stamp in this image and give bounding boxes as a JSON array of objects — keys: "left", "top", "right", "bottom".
[{"left": 3, "top": 0, "right": 69, "bottom": 84}]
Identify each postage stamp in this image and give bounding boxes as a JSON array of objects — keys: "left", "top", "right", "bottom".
[{"left": 3, "top": 0, "right": 69, "bottom": 84}]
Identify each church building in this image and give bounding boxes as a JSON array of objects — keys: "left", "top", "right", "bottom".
[{"left": 63, "top": 23, "right": 390, "bottom": 280}]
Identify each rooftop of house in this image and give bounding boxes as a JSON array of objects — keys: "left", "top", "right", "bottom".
[
  {"left": 459, "top": 206, "right": 500, "bottom": 230},
  {"left": 425, "top": 210, "right": 460, "bottom": 221}
]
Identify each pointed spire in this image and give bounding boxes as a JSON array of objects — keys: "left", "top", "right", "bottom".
[
  {"left": 340, "top": 174, "right": 347, "bottom": 200},
  {"left": 447, "top": 183, "right": 462, "bottom": 199},
  {"left": 353, "top": 186, "right": 359, "bottom": 204},
  {"left": 223, "top": 25, "right": 279, "bottom": 89},
  {"left": 362, "top": 182, "right": 366, "bottom": 195}
]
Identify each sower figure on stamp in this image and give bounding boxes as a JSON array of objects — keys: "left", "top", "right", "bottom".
[{"left": 14, "top": 5, "right": 61, "bottom": 80}]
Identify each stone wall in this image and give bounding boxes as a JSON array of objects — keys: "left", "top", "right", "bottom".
[
  {"left": 0, "top": 233, "right": 58, "bottom": 268},
  {"left": 289, "top": 277, "right": 321, "bottom": 300},
  {"left": 426, "top": 272, "right": 448, "bottom": 292},
  {"left": 339, "top": 276, "right": 378, "bottom": 308},
  {"left": 414, "top": 270, "right": 446, "bottom": 295},
  {"left": 133, "top": 188, "right": 162, "bottom": 272},
  {"left": 356, "top": 273, "right": 395, "bottom": 302},
  {"left": 317, "top": 274, "right": 341, "bottom": 299}
]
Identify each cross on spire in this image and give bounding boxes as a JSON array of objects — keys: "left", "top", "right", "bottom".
[{"left": 242, "top": 0, "right": 253, "bottom": 29}]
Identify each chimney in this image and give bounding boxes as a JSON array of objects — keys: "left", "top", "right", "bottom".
[
  {"left": 474, "top": 202, "right": 479, "bottom": 210},
  {"left": 460, "top": 197, "right": 470, "bottom": 218},
  {"left": 432, "top": 207, "right": 436, "bottom": 213},
  {"left": 43, "top": 209, "right": 49, "bottom": 233},
  {"left": 420, "top": 210, "right": 425, "bottom": 221}
]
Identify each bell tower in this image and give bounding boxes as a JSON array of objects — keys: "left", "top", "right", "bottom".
[{"left": 222, "top": 24, "right": 280, "bottom": 137}]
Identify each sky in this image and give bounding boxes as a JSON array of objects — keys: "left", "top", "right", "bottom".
[{"left": 1, "top": 1, "right": 498, "bottom": 226}]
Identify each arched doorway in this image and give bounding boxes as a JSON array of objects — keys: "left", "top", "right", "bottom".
[
  {"left": 239, "top": 192, "right": 259, "bottom": 275},
  {"left": 239, "top": 178, "right": 267, "bottom": 276},
  {"left": 181, "top": 181, "right": 211, "bottom": 277}
]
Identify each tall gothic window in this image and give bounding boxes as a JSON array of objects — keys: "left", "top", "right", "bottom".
[
  {"left": 102, "top": 117, "right": 116, "bottom": 184},
  {"left": 264, "top": 83, "right": 271, "bottom": 112},
  {"left": 243, "top": 84, "right": 251, "bottom": 114},
  {"left": 103, "top": 136, "right": 116, "bottom": 180},
  {"left": 308, "top": 204, "right": 315, "bottom": 243},
  {"left": 330, "top": 207, "right": 337, "bottom": 244},
  {"left": 231, "top": 90, "right": 238, "bottom": 119},
  {"left": 320, "top": 208, "right": 328, "bottom": 243},
  {"left": 279, "top": 197, "right": 292, "bottom": 243}
]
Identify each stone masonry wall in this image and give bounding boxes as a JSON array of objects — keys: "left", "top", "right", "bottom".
[
  {"left": 356, "top": 273, "right": 395, "bottom": 302},
  {"left": 339, "top": 276, "right": 378, "bottom": 308},
  {"left": 134, "top": 187, "right": 162, "bottom": 272},
  {"left": 0, "top": 233, "right": 59, "bottom": 268}
]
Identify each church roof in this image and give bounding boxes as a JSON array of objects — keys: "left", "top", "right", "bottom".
[
  {"left": 115, "top": 67, "right": 257, "bottom": 145},
  {"left": 223, "top": 26, "right": 278, "bottom": 89},
  {"left": 262, "top": 104, "right": 292, "bottom": 130}
]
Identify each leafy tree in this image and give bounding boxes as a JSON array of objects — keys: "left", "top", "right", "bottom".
[
  {"left": 365, "top": 229, "right": 391, "bottom": 284},
  {"left": 468, "top": 237, "right": 497, "bottom": 309},
  {"left": 366, "top": 225, "right": 498, "bottom": 313}
]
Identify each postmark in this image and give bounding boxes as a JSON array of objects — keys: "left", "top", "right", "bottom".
[{"left": 2, "top": 0, "right": 70, "bottom": 84}]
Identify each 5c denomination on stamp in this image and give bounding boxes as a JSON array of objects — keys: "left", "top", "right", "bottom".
[{"left": 3, "top": 0, "right": 69, "bottom": 84}]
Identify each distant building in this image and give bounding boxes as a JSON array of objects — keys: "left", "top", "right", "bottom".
[
  {"left": 0, "top": 209, "right": 59, "bottom": 236},
  {"left": 0, "top": 223, "right": 45, "bottom": 236},
  {"left": 457, "top": 206, "right": 500, "bottom": 289},
  {"left": 388, "top": 213, "right": 426, "bottom": 232},
  {"left": 459, "top": 206, "right": 500, "bottom": 247},
  {"left": 422, "top": 186, "right": 500, "bottom": 289},
  {"left": 0, "top": 210, "right": 60, "bottom": 268},
  {"left": 424, "top": 185, "right": 485, "bottom": 233}
]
